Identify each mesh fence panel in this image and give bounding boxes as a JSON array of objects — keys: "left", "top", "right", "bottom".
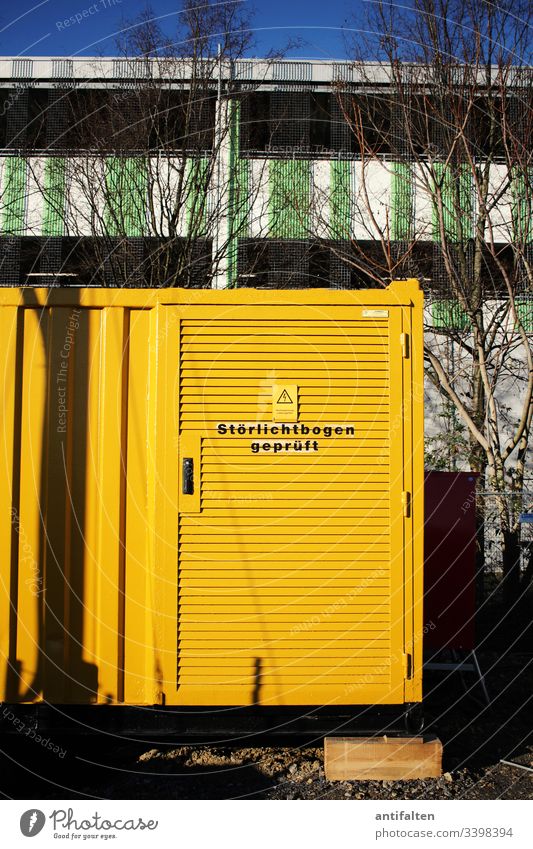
[
  {"left": 46, "top": 89, "right": 70, "bottom": 148},
  {"left": 5, "top": 86, "right": 28, "bottom": 149},
  {"left": 0, "top": 238, "right": 21, "bottom": 285},
  {"left": 476, "top": 486, "right": 533, "bottom": 582}
]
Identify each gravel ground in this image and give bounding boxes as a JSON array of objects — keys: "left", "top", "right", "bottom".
[{"left": 1, "top": 651, "right": 532, "bottom": 800}]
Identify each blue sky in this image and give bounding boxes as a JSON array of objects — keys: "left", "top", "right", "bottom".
[{"left": 0, "top": 0, "right": 360, "bottom": 59}]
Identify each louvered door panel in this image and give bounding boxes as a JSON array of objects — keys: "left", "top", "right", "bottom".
[{"left": 176, "top": 306, "right": 405, "bottom": 706}]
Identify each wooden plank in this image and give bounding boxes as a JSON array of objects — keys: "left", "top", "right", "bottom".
[{"left": 324, "top": 736, "right": 443, "bottom": 780}]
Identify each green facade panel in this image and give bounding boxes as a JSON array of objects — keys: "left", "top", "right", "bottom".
[
  {"left": 42, "top": 157, "right": 67, "bottom": 237},
  {"left": 511, "top": 169, "right": 532, "bottom": 244},
  {"left": 185, "top": 157, "right": 210, "bottom": 239},
  {"left": 432, "top": 299, "right": 469, "bottom": 330},
  {"left": 329, "top": 160, "right": 351, "bottom": 241},
  {"left": 227, "top": 100, "right": 249, "bottom": 287},
  {"left": 1, "top": 157, "right": 27, "bottom": 235},
  {"left": 432, "top": 163, "right": 472, "bottom": 243},
  {"left": 458, "top": 165, "right": 473, "bottom": 241},
  {"left": 390, "top": 161, "right": 413, "bottom": 241},
  {"left": 516, "top": 299, "right": 533, "bottom": 332},
  {"left": 269, "top": 159, "right": 310, "bottom": 240},
  {"left": 105, "top": 157, "right": 147, "bottom": 237}
]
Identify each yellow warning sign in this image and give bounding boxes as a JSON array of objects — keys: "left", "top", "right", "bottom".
[
  {"left": 277, "top": 389, "right": 293, "bottom": 404},
  {"left": 272, "top": 384, "right": 298, "bottom": 422}
]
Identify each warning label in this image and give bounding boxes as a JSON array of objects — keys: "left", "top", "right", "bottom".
[
  {"left": 216, "top": 421, "right": 357, "bottom": 454},
  {"left": 272, "top": 384, "right": 298, "bottom": 422},
  {"left": 277, "top": 389, "right": 293, "bottom": 404}
]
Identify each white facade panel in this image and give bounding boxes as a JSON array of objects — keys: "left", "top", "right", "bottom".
[
  {"left": 148, "top": 155, "right": 196, "bottom": 239},
  {"left": 487, "top": 163, "right": 512, "bottom": 244},
  {"left": 25, "top": 157, "right": 45, "bottom": 235},
  {"left": 65, "top": 157, "right": 106, "bottom": 236},
  {"left": 351, "top": 159, "right": 391, "bottom": 240},
  {"left": 413, "top": 164, "right": 434, "bottom": 240},
  {"left": 310, "top": 159, "right": 330, "bottom": 239},
  {"left": 249, "top": 158, "right": 270, "bottom": 238}
]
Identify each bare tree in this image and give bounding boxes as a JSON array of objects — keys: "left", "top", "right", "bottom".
[
  {"left": 29, "top": 1, "right": 271, "bottom": 289},
  {"left": 330, "top": 0, "right": 533, "bottom": 602}
]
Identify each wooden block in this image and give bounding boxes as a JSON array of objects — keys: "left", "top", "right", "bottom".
[{"left": 324, "top": 735, "right": 443, "bottom": 781}]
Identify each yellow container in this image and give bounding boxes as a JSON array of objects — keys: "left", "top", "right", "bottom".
[{"left": 0, "top": 281, "right": 423, "bottom": 707}]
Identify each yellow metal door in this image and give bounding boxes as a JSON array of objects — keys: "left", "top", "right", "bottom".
[{"left": 176, "top": 303, "right": 407, "bottom": 706}]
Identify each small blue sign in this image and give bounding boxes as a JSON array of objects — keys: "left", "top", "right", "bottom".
[{"left": 519, "top": 513, "right": 533, "bottom": 523}]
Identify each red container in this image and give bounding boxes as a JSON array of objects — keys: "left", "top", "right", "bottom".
[{"left": 424, "top": 471, "right": 478, "bottom": 650}]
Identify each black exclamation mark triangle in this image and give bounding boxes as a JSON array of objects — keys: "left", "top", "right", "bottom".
[{"left": 277, "top": 389, "right": 293, "bottom": 404}]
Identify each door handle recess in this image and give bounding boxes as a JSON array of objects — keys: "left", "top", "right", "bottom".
[{"left": 182, "top": 458, "right": 194, "bottom": 495}]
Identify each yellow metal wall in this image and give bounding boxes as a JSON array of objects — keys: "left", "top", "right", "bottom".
[{"left": 0, "top": 282, "right": 424, "bottom": 707}]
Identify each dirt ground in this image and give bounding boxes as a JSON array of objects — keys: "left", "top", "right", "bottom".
[{"left": 1, "top": 650, "right": 532, "bottom": 800}]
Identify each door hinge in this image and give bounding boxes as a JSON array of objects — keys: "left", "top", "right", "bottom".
[
  {"left": 402, "top": 490, "right": 411, "bottom": 518},
  {"left": 400, "top": 332, "right": 410, "bottom": 358},
  {"left": 403, "top": 652, "right": 413, "bottom": 679}
]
